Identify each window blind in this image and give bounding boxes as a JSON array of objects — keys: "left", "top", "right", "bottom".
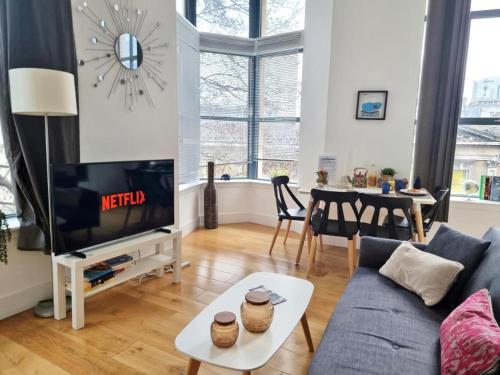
[
  {"left": 200, "top": 51, "right": 251, "bottom": 178},
  {"left": 178, "top": 15, "right": 201, "bottom": 184},
  {"left": 254, "top": 51, "right": 302, "bottom": 180}
]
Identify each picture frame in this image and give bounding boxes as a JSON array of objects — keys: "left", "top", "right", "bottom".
[{"left": 356, "top": 90, "right": 388, "bottom": 120}]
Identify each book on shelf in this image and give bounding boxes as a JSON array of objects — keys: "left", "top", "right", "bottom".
[
  {"left": 104, "top": 254, "right": 134, "bottom": 268},
  {"left": 479, "top": 175, "right": 495, "bottom": 201},
  {"left": 485, "top": 176, "right": 492, "bottom": 200},
  {"left": 84, "top": 268, "right": 114, "bottom": 285},
  {"left": 479, "top": 175, "right": 485, "bottom": 200},
  {"left": 67, "top": 276, "right": 115, "bottom": 291},
  {"left": 68, "top": 254, "right": 138, "bottom": 291},
  {"left": 490, "top": 176, "right": 500, "bottom": 201},
  {"left": 93, "top": 254, "right": 136, "bottom": 272}
]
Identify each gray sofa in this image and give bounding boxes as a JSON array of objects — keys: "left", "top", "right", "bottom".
[{"left": 309, "top": 227, "right": 500, "bottom": 375}]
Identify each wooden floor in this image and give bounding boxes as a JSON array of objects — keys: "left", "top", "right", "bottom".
[{"left": 0, "top": 223, "right": 352, "bottom": 375}]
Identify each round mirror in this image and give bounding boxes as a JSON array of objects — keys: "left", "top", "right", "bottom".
[{"left": 115, "top": 33, "right": 143, "bottom": 70}]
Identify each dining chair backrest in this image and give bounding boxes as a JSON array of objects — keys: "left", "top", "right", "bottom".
[
  {"left": 271, "top": 176, "right": 305, "bottom": 217},
  {"left": 359, "top": 193, "right": 414, "bottom": 239},
  {"left": 424, "top": 186, "right": 450, "bottom": 227},
  {"left": 310, "top": 189, "right": 359, "bottom": 236}
]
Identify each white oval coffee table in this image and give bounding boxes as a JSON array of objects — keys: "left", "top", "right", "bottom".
[{"left": 175, "top": 272, "right": 315, "bottom": 374}]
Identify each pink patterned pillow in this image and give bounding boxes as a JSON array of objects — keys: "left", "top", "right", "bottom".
[{"left": 440, "top": 289, "right": 500, "bottom": 375}]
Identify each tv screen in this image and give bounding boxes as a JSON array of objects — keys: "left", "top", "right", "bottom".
[{"left": 51, "top": 159, "right": 174, "bottom": 255}]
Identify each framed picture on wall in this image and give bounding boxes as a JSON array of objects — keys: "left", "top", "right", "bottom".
[{"left": 356, "top": 90, "right": 388, "bottom": 120}]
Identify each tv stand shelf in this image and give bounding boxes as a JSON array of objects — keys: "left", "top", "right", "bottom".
[
  {"left": 52, "top": 228, "right": 182, "bottom": 330},
  {"left": 66, "top": 254, "right": 174, "bottom": 298}
]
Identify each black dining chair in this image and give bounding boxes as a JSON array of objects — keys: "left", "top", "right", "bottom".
[
  {"left": 358, "top": 193, "right": 414, "bottom": 241},
  {"left": 306, "top": 189, "right": 360, "bottom": 278},
  {"left": 269, "top": 176, "right": 310, "bottom": 254},
  {"left": 382, "top": 186, "right": 450, "bottom": 238}
]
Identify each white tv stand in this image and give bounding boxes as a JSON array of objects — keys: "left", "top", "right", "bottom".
[{"left": 52, "top": 228, "right": 182, "bottom": 330}]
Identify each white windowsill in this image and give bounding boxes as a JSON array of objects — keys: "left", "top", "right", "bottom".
[
  {"left": 179, "top": 180, "right": 205, "bottom": 193},
  {"left": 179, "top": 179, "right": 298, "bottom": 192},
  {"left": 450, "top": 196, "right": 500, "bottom": 211}
]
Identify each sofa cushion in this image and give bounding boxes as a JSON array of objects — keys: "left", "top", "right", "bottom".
[
  {"left": 380, "top": 242, "right": 464, "bottom": 306},
  {"left": 440, "top": 289, "right": 500, "bottom": 375},
  {"left": 459, "top": 227, "right": 500, "bottom": 322},
  {"left": 426, "top": 225, "right": 490, "bottom": 307},
  {"left": 308, "top": 267, "right": 448, "bottom": 375}
]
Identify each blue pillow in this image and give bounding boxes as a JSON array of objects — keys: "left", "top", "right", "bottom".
[{"left": 427, "top": 225, "right": 490, "bottom": 307}]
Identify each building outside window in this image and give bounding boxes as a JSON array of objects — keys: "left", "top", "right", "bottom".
[
  {"left": 190, "top": 0, "right": 305, "bottom": 181},
  {"left": 452, "top": 1, "right": 500, "bottom": 195}
]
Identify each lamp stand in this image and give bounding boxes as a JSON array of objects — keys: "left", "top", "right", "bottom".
[
  {"left": 44, "top": 114, "right": 53, "bottom": 251},
  {"left": 34, "top": 114, "right": 71, "bottom": 318}
]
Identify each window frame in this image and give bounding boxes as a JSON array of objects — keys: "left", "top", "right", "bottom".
[
  {"left": 459, "top": 8, "right": 500, "bottom": 126},
  {"left": 186, "top": 0, "right": 262, "bottom": 38},
  {"left": 199, "top": 48, "right": 303, "bottom": 180},
  {"left": 199, "top": 50, "right": 253, "bottom": 179},
  {"left": 451, "top": 5, "right": 500, "bottom": 197},
  {"left": 254, "top": 50, "right": 302, "bottom": 180},
  {"left": 192, "top": 0, "right": 304, "bottom": 181}
]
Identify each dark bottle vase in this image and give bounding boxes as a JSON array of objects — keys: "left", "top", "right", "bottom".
[
  {"left": 204, "top": 162, "right": 218, "bottom": 229},
  {"left": 413, "top": 176, "right": 422, "bottom": 190}
]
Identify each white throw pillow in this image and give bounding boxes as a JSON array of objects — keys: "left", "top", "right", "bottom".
[{"left": 379, "top": 242, "right": 464, "bottom": 306}]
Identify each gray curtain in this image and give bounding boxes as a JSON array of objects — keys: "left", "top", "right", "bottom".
[
  {"left": 0, "top": 0, "right": 80, "bottom": 252},
  {"left": 413, "top": 0, "right": 471, "bottom": 222}
]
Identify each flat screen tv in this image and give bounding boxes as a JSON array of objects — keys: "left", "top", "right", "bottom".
[{"left": 51, "top": 159, "right": 174, "bottom": 255}]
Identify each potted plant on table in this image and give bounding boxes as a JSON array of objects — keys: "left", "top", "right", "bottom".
[
  {"left": 0, "top": 209, "right": 12, "bottom": 264},
  {"left": 316, "top": 169, "right": 329, "bottom": 187},
  {"left": 378, "top": 168, "right": 397, "bottom": 188}
]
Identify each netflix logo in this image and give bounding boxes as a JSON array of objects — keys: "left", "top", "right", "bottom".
[{"left": 101, "top": 191, "right": 146, "bottom": 212}]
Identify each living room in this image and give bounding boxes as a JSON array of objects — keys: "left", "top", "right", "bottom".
[{"left": 0, "top": 0, "right": 499, "bottom": 374}]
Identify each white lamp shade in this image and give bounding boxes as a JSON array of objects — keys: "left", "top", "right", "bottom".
[{"left": 9, "top": 68, "right": 78, "bottom": 116}]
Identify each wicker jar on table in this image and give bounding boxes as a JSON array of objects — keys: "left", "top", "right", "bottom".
[
  {"left": 240, "top": 291, "right": 274, "bottom": 333},
  {"left": 211, "top": 311, "right": 239, "bottom": 348}
]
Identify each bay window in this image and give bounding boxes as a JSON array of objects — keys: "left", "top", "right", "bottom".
[{"left": 190, "top": 0, "right": 304, "bottom": 181}]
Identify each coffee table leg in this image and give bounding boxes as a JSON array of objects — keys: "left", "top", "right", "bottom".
[
  {"left": 243, "top": 371, "right": 251, "bottom": 375},
  {"left": 186, "top": 358, "right": 201, "bottom": 375},
  {"left": 301, "top": 313, "right": 314, "bottom": 352}
]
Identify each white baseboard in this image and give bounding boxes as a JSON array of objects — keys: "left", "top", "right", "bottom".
[
  {"left": 180, "top": 217, "right": 200, "bottom": 237},
  {"left": 0, "top": 281, "right": 52, "bottom": 320}
]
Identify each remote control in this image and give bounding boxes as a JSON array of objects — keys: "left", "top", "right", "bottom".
[
  {"left": 70, "top": 251, "right": 87, "bottom": 259},
  {"left": 156, "top": 228, "right": 171, "bottom": 234}
]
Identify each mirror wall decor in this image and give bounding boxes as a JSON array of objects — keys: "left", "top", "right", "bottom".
[{"left": 77, "top": 0, "right": 168, "bottom": 111}]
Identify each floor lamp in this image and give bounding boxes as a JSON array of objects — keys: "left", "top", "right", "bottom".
[{"left": 9, "top": 68, "right": 78, "bottom": 317}]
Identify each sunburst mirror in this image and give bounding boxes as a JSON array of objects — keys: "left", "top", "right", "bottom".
[{"left": 77, "top": 0, "right": 168, "bottom": 111}]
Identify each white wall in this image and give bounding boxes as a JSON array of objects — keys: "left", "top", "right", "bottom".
[
  {"left": 324, "top": 0, "right": 426, "bottom": 181},
  {"left": 74, "top": 0, "right": 179, "bottom": 166},
  {"left": 298, "top": 0, "right": 334, "bottom": 184},
  {"left": 429, "top": 200, "right": 500, "bottom": 239},
  {"left": 0, "top": 232, "right": 52, "bottom": 320},
  {"left": 176, "top": 0, "right": 185, "bottom": 16},
  {"left": 1, "top": 0, "right": 179, "bottom": 320},
  {"left": 179, "top": 184, "right": 202, "bottom": 234}
]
